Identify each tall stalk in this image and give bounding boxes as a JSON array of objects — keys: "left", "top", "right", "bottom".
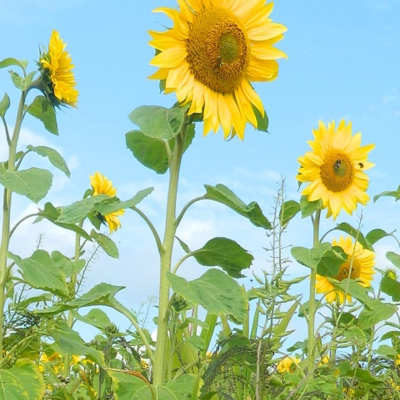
[
  {"left": 0, "top": 90, "right": 26, "bottom": 359},
  {"left": 307, "top": 209, "right": 321, "bottom": 379},
  {"left": 152, "top": 116, "right": 188, "bottom": 385}
]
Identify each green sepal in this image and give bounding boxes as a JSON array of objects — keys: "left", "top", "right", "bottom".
[{"left": 253, "top": 105, "right": 269, "bottom": 132}]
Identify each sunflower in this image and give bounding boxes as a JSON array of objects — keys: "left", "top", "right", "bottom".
[
  {"left": 315, "top": 236, "right": 375, "bottom": 304},
  {"left": 39, "top": 30, "right": 78, "bottom": 107},
  {"left": 297, "top": 120, "right": 375, "bottom": 219},
  {"left": 89, "top": 172, "right": 124, "bottom": 233},
  {"left": 276, "top": 356, "right": 300, "bottom": 374},
  {"left": 148, "top": 0, "right": 287, "bottom": 140}
]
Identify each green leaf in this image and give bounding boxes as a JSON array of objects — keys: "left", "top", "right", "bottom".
[
  {"left": 279, "top": 200, "right": 300, "bottom": 227},
  {"left": 253, "top": 105, "right": 268, "bottom": 132},
  {"left": 176, "top": 236, "right": 191, "bottom": 253},
  {"left": 167, "top": 269, "right": 248, "bottom": 322},
  {"left": 291, "top": 243, "right": 331, "bottom": 270},
  {"left": 0, "top": 167, "right": 52, "bottom": 203},
  {"left": 9, "top": 250, "right": 68, "bottom": 296},
  {"left": 0, "top": 93, "right": 10, "bottom": 117},
  {"left": 26, "top": 95, "right": 58, "bottom": 135},
  {"left": 0, "top": 359, "right": 45, "bottom": 400},
  {"left": 365, "top": 228, "right": 392, "bottom": 246},
  {"left": 94, "top": 188, "right": 154, "bottom": 215},
  {"left": 375, "top": 345, "right": 397, "bottom": 357},
  {"left": 49, "top": 320, "right": 105, "bottom": 366},
  {"left": 27, "top": 145, "right": 70, "bottom": 177},
  {"left": 192, "top": 237, "right": 253, "bottom": 278},
  {"left": 126, "top": 130, "right": 169, "bottom": 174},
  {"left": 204, "top": 184, "right": 271, "bottom": 229},
  {"left": 299, "top": 195, "right": 322, "bottom": 218},
  {"left": 72, "top": 308, "right": 111, "bottom": 331},
  {"left": 129, "top": 105, "right": 187, "bottom": 140},
  {"left": 316, "top": 245, "right": 347, "bottom": 277},
  {"left": 56, "top": 194, "right": 110, "bottom": 224},
  {"left": 91, "top": 230, "right": 119, "bottom": 258},
  {"left": 380, "top": 275, "right": 400, "bottom": 301},
  {"left": 333, "top": 280, "right": 371, "bottom": 304},
  {"left": 0, "top": 57, "right": 28, "bottom": 71},
  {"left": 358, "top": 301, "right": 396, "bottom": 330},
  {"left": 110, "top": 369, "right": 196, "bottom": 400},
  {"left": 332, "top": 222, "right": 372, "bottom": 251},
  {"left": 37, "top": 202, "right": 92, "bottom": 240},
  {"left": 36, "top": 283, "right": 125, "bottom": 315},
  {"left": 386, "top": 251, "right": 400, "bottom": 269},
  {"left": 51, "top": 250, "right": 85, "bottom": 278},
  {"left": 9, "top": 71, "right": 25, "bottom": 90},
  {"left": 373, "top": 185, "right": 400, "bottom": 202}
]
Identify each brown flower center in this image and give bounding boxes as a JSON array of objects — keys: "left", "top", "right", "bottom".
[
  {"left": 334, "top": 258, "right": 361, "bottom": 281},
  {"left": 186, "top": 7, "right": 250, "bottom": 94},
  {"left": 320, "top": 149, "right": 355, "bottom": 192}
]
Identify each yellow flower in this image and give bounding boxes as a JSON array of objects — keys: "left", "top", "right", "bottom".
[
  {"left": 297, "top": 120, "right": 375, "bottom": 220},
  {"left": 276, "top": 356, "right": 300, "bottom": 373},
  {"left": 149, "top": 0, "right": 287, "bottom": 140},
  {"left": 396, "top": 354, "right": 400, "bottom": 366},
  {"left": 89, "top": 172, "right": 124, "bottom": 233},
  {"left": 40, "top": 30, "right": 78, "bottom": 107},
  {"left": 316, "top": 236, "right": 375, "bottom": 304}
]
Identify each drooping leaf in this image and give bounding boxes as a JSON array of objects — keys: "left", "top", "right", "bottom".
[
  {"left": 373, "top": 185, "right": 400, "bottom": 202},
  {"left": 299, "top": 195, "right": 322, "bottom": 218},
  {"left": 91, "top": 230, "right": 119, "bottom": 259},
  {"left": 386, "top": 251, "right": 400, "bottom": 269},
  {"left": 36, "top": 202, "right": 92, "bottom": 240},
  {"left": 358, "top": 301, "right": 397, "bottom": 330},
  {"left": 380, "top": 275, "right": 400, "bottom": 301},
  {"left": 167, "top": 269, "right": 248, "bottom": 322},
  {"left": 279, "top": 200, "right": 300, "bottom": 227},
  {"left": 0, "top": 359, "right": 45, "bottom": 400},
  {"left": 36, "top": 283, "right": 125, "bottom": 315},
  {"left": 72, "top": 308, "right": 111, "bottom": 331},
  {"left": 49, "top": 321, "right": 105, "bottom": 366},
  {"left": 333, "top": 280, "right": 371, "bottom": 304},
  {"left": 204, "top": 184, "right": 271, "bottom": 229},
  {"left": 0, "top": 57, "right": 28, "bottom": 71},
  {"left": 94, "top": 187, "right": 153, "bottom": 215},
  {"left": 26, "top": 95, "right": 58, "bottom": 135},
  {"left": 51, "top": 250, "right": 85, "bottom": 278},
  {"left": 56, "top": 194, "right": 110, "bottom": 224},
  {"left": 0, "top": 93, "right": 10, "bottom": 117},
  {"left": 192, "top": 237, "right": 253, "bottom": 278},
  {"left": 126, "top": 130, "right": 169, "bottom": 174},
  {"left": 0, "top": 167, "right": 52, "bottom": 203},
  {"left": 129, "top": 105, "right": 187, "bottom": 140},
  {"left": 27, "top": 145, "right": 70, "bottom": 177},
  {"left": 365, "top": 228, "right": 392, "bottom": 246},
  {"left": 9, "top": 250, "right": 68, "bottom": 296},
  {"left": 291, "top": 242, "right": 331, "bottom": 270},
  {"left": 331, "top": 222, "right": 372, "bottom": 251}
]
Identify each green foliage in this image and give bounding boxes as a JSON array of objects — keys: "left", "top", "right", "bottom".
[
  {"left": 27, "top": 145, "right": 70, "bottom": 177},
  {"left": 91, "top": 230, "right": 119, "bottom": 259},
  {"left": 26, "top": 95, "right": 58, "bottom": 135},
  {"left": 0, "top": 93, "right": 10, "bottom": 117}
]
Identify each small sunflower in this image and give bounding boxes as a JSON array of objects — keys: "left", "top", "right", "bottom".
[
  {"left": 149, "top": 0, "right": 287, "bottom": 140},
  {"left": 276, "top": 356, "right": 300, "bottom": 374},
  {"left": 316, "top": 236, "right": 375, "bottom": 304},
  {"left": 39, "top": 30, "right": 78, "bottom": 107},
  {"left": 89, "top": 172, "right": 124, "bottom": 233},
  {"left": 297, "top": 120, "right": 375, "bottom": 220}
]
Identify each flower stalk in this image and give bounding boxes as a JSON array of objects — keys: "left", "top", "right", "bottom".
[{"left": 153, "top": 115, "right": 188, "bottom": 385}]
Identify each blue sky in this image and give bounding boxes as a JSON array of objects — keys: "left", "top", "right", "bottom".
[{"left": 1, "top": 0, "right": 400, "bottom": 342}]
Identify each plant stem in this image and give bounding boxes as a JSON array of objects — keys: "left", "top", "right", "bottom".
[
  {"left": 0, "top": 90, "right": 26, "bottom": 360},
  {"left": 153, "top": 117, "right": 188, "bottom": 385},
  {"left": 307, "top": 209, "right": 321, "bottom": 379}
]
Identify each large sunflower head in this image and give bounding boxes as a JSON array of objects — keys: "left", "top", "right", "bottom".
[
  {"left": 39, "top": 30, "right": 79, "bottom": 107},
  {"left": 89, "top": 172, "right": 124, "bottom": 233},
  {"left": 316, "top": 236, "right": 375, "bottom": 304},
  {"left": 148, "top": 0, "right": 287, "bottom": 140},
  {"left": 297, "top": 120, "right": 375, "bottom": 220}
]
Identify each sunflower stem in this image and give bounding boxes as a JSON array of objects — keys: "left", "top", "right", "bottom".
[
  {"left": 153, "top": 115, "right": 188, "bottom": 386},
  {"left": 307, "top": 209, "right": 321, "bottom": 380},
  {"left": 0, "top": 90, "right": 26, "bottom": 361}
]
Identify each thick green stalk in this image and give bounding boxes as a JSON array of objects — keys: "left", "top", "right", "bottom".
[
  {"left": 307, "top": 209, "right": 321, "bottom": 379},
  {"left": 0, "top": 91, "right": 26, "bottom": 359},
  {"left": 153, "top": 119, "right": 188, "bottom": 385}
]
